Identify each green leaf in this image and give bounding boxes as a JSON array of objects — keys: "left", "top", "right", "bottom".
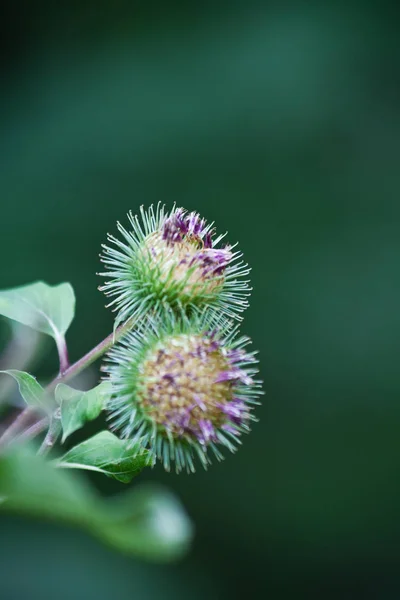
[
  {"left": 57, "top": 382, "right": 110, "bottom": 442},
  {"left": 0, "top": 281, "right": 75, "bottom": 343},
  {"left": 99, "top": 484, "right": 194, "bottom": 560},
  {"left": 0, "top": 370, "right": 49, "bottom": 411},
  {"left": 0, "top": 447, "right": 192, "bottom": 561},
  {"left": 57, "top": 431, "right": 154, "bottom": 483}
]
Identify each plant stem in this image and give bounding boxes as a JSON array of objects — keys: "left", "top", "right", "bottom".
[
  {"left": 55, "top": 334, "right": 70, "bottom": 376},
  {"left": 0, "top": 318, "right": 133, "bottom": 451},
  {"left": 46, "top": 318, "right": 133, "bottom": 393},
  {"left": 0, "top": 408, "right": 37, "bottom": 450},
  {"left": 38, "top": 409, "right": 61, "bottom": 456},
  {"left": 15, "top": 418, "right": 48, "bottom": 445}
]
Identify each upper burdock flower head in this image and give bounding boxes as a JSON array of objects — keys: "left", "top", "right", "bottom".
[
  {"left": 103, "top": 314, "right": 262, "bottom": 473},
  {"left": 99, "top": 204, "right": 250, "bottom": 325}
]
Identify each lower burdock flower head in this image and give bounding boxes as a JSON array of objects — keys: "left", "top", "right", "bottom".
[
  {"left": 99, "top": 204, "right": 250, "bottom": 325},
  {"left": 103, "top": 314, "right": 262, "bottom": 473}
]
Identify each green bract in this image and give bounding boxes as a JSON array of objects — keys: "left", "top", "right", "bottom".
[{"left": 99, "top": 205, "right": 251, "bottom": 326}]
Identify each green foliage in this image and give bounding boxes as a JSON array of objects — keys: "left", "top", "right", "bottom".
[
  {"left": 0, "top": 370, "right": 49, "bottom": 411},
  {"left": 0, "top": 281, "right": 75, "bottom": 345},
  {"left": 0, "top": 278, "right": 195, "bottom": 562},
  {"left": 57, "top": 382, "right": 110, "bottom": 442},
  {"left": 0, "top": 447, "right": 192, "bottom": 561},
  {"left": 57, "top": 431, "right": 153, "bottom": 483}
]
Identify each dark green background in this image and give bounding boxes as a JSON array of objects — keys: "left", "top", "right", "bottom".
[{"left": 1, "top": 1, "right": 400, "bottom": 598}]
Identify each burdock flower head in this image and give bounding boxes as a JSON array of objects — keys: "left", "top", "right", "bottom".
[
  {"left": 103, "top": 314, "right": 262, "bottom": 473},
  {"left": 99, "top": 204, "right": 250, "bottom": 325}
]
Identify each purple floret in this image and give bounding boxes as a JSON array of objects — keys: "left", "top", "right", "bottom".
[
  {"left": 197, "top": 419, "right": 216, "bottom": 444},
  {"left": 162, "top": 209, "right": 207, "bottom": 242},
  {"left": 215, "top": 369, "right": 254, "bottom": 386},
  {"left": 162, "top": 208, "right": 233, "bottom": 279},
  {"left": 163, "top": 209, "right": 207, "bottom": 243},
  {"left": 220, "top": 399, "right": 249, "bottom": 425}
]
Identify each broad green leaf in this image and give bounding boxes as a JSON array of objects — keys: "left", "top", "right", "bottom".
[
  {"left": 0, "top": 370, "right": 49, "bottom": 411},
  {"left": 98, "top": 484, "right": 194, "bottom": 560},
  {"left": 0, "top": 448, "right": 192, "bottom": 561},
  {"left": 0, "top": 281, "right": 75, "bottom": 343},
  {"left": 58, "top": 431, "right": 154, "bottom": 483},
  {"left": 57, "top": 382, "right": 111, "bottom": 442},
  {"left": 0, "top": 446, "right": 94, "bottom": 523}
]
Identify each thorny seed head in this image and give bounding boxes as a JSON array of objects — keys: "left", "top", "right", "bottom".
[
  {"left": 98, "top": 205, "right": 251, "bottom": 326},
  {"left": 103, "top": 314, "right": 262, "bottom": 473}
]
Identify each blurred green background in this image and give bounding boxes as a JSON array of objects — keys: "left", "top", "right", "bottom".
[{"left": 1, "top": 1, "right": 400, "bottom": 598}]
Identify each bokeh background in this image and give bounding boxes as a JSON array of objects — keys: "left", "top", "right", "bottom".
[{"left": 1, "top": 1, "right": 400, "bottom": 598}]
